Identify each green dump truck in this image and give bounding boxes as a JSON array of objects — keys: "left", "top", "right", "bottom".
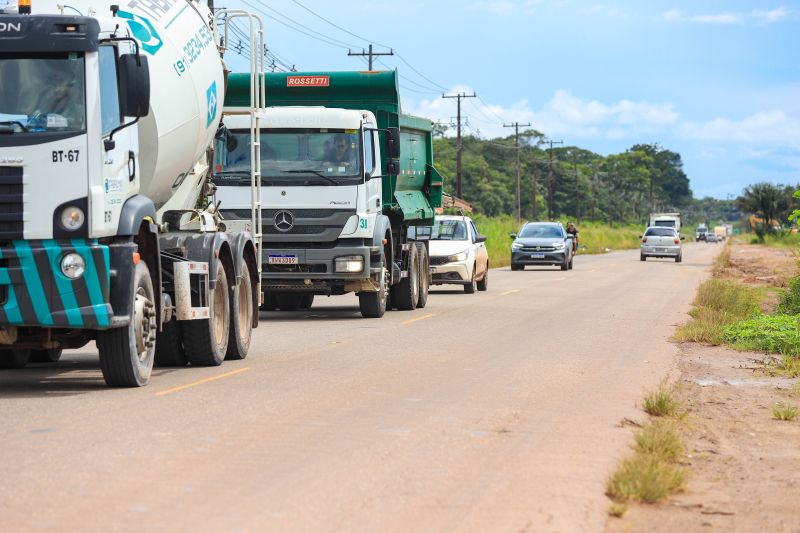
[{"left": 213, "top": 71, "right": 443, "bottom": 318}]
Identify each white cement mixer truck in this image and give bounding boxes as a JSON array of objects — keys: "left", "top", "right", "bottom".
[{"left": 0, "top": 1, "right": 265, "bottom": 386}]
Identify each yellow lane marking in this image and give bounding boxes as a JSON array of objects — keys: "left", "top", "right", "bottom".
[
  {"left": 500, "top": 289, "right": 520, "bottom": 296},
  {"left": 155, "top": 367, "right": 250, "bottom": 396},
  {"left": 402, "top": 313, "right": 435, "bottom": 325}
]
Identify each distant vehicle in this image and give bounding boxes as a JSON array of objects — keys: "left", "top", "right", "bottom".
[
  {"left": 696, "top": 225, "right": 708, "bottom": 241},
  {"left": 714, "top": 226, "right": 727, "bottom": 241},
  {"left": 649, "top": 212, "right": 681, "bottom": 233},
  {"left": 510, "top": 222, "right": 575, "bottom": 271},
  {"left": 641, "top": 226, "right": 684, "bottom": 262},
  {"left": 706, "top": 234, "right": 719, "bottom": 243},
  {"left": 426, "top": 216, "right": 489, "bottom": 293}
]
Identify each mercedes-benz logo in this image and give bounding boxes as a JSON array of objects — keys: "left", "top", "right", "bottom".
[{"left": 273, "top": 210, "right": 294, "bottom": 232}]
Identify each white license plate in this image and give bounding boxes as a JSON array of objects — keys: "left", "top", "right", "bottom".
[
  {"left": 530, "top": 254, "right": 545, "bottom": 259},
  {"left": 655, "top": 248, "right": 666, "bottom": 253},
  {"left": 268, "top": 255, "right": 298, "bottom": 265}
]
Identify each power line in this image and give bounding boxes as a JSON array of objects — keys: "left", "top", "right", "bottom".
[
  {"left": 241, "top": 0, "right": 352, "bottom": 50},
  {"left": 289, "top": 0, "right": 392, "bottom": 49}
]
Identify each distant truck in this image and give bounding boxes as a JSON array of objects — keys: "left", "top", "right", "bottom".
[
  {"left": 695, "top": 224, "right": 708, "bottom": 241},
  {"left": 214, "top": 71, "right": 443, "bottom": 318},
  {"left": 714, "top": 226, "right": 727, "bottom": 241},
  {"left": 649, "top": 213, "right": 681, "bottom": 233}
]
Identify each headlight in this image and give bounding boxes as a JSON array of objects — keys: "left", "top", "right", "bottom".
[
  {"left": 512, "top": 241, "right": 524, "bottom": 249},
  {"left": 447, "top": 251, "right": 468, "bottom": 262},
  {"left": 552, "top": 242, "right": 566, "bottom": 250},
  {"left": 334, "top": 255, "right": 364, "bottom": 273},
  {"left": 60, "top": 206, "right": 85, "bottom": 231},
  {"left": 60, "top": 253, "right": 85, "bottom": 279}
]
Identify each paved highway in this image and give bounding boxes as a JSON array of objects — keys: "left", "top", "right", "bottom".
[{"left": 0, "top": 243, "right": 719, "bottom": 532}]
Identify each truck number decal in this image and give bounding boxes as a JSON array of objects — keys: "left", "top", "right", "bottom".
[
  {"left": 52, "top": 150, "right": 80, "bottom": 163},
  {"left": 359, "top": 218, "right": 368, "bottom": 229}
]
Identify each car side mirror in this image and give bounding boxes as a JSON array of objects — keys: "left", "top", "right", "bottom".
[
  {"left": 475, "top": 234, "right": 486, "bottom": 243},
  {"left": 118, "top": 54, "right": 150, "bottom": 118},
  {"left": 509, "top": 233, "right": 517, "bottom": 239},
  {"left": 680, "top": 236, "right": 686, "bottom": 241}
]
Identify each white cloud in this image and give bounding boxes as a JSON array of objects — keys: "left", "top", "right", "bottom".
[
  {"left": 680, "top": 110, "right": 800, "bottom": 149},
  {"left": 468, "top": 0, "right": 547, "bottom": 15},
  {"left": 663, "top": 6, "right": 793, "bottom": 24},
  {"left": 406, "top": 88, "right": 679, "bottom": 141}
]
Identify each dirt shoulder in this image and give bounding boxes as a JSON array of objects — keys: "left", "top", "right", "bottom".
[{"left": 607, "top": 242, "right": 800, "bottom": 532}]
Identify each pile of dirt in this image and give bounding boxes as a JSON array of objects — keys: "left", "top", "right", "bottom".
[{"left": 719, "top": 243, "right": 797, "bottom": 288}]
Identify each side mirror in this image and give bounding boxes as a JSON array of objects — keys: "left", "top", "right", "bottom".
[
  {"left": 509, "top": 233, "right": 517, "bottom": 239},
  {"left": 118, "top": 54, "right": 150, "bottom": 118},
  {"left": 475, "top": 234, "right": 486, "bottom": 243},
  {"left": 385, "top": 127, "right": 401, "bottom": 159},
  {"left": 385, "top": 160, "right": 399, "bottom": 175}
]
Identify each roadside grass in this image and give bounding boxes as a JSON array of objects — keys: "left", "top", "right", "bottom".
[
  {"left": 713, "top": 242, "right": 731, "bottom": 274},
  {"left": 607, "top": 385, "right": 687, "bottom": 509},
  {"left": 723, "top": 315, "right": 800, "bottom": 357},
  {"left": 673, "top": 279, "right": 761, "bottom": 345},
  {"left": 760, "top": 232, "right": 800, "bottom": 249},
  {"left": 773, "top": 402, "right": 798, "bottom": 421}
]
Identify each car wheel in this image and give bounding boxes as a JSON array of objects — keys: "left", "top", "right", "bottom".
[
  {"left": 560, "top": 257, "right": 569, "bottom": 271},
  {"left": 477, "top": 265, "right": 488, "bottom": 291},
  {"left": 464, "top": 265, "right": 477, "bottom": 294},
  {"left": 511, "top": 262, "right": 523, "bottom": 271},
  {"left": 568, "top": 255, "right": 574, "bottom": 270},
  {"left": 675, "top": 253, "right": 682, "bottom": 263},
  {"left": 640, "top": 254, "right": 646, "bottom": 262}
]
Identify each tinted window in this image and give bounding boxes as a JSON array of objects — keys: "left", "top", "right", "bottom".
[
  {"left": 98, "top": 47, "right": 121, "bottom": 136},
  {"left": 645, "top": 227, "right": 678, "bottom": 237},
  {"left": 519, "top": 225, "right": 563, "bottom": 238}
]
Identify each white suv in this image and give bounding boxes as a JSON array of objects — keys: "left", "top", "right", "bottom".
[{"left": 426, "top": 216, "right": 489, "bottom": 293}]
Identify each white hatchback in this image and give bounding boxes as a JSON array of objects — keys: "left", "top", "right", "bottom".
[
  {"left": 426, "top": 216, "right": 490, "bottom": 293},
  {"left": 640, "top": 226, "right": 684, "bottom": 262}
]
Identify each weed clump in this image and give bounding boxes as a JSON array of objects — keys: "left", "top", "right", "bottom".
[
  {"left": 778, "top": 276, "right": 800, "bottom": 315},
  {"left": 674, "top": 279, "right": 760, "bottom": 344},
  {"left": 634, "top": 420, "right": 684, "bottom": 462},
  {"left": 642, "top": 381, "right": 680, "bottom": 417},
  {"left": 606, "top": 454, "right": 686, "bottom": 504},
  {"left": 773, "top": 402, "right": 799, "bottom": 421}
]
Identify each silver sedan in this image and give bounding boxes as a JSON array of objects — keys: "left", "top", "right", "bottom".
[{"left": 640, "top": 226, "right": 684, "bottom": 262}]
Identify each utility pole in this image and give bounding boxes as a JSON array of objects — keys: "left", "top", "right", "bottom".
[
  {"left": 504, "top": 122, "right": 531, "bottom": 223},
  {"left": 442, "top": 92, "right": 476, "bottom": 198},
  {"left": 542, "top": 138, "right": 563, "bottom": 220},
  {"left": 571, "top": 151, "right": 581, "bottom": 223},
  {"left": 347, "top": 44, "right": 393, "bottom": 70}
]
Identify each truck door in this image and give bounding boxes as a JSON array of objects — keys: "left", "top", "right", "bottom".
[{"left": 98, "top": 45, "right": 137, "bottom": 229}]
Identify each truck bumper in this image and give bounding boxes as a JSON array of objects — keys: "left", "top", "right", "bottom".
[
  {"left": 261, "top": 244, "right": 372, "bottom": 292},
  {"left": 0, "top": 240, "right": 113, "bottom": 328}
]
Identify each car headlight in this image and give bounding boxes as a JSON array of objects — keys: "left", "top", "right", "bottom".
[
  {"left": 334, "top": 255, "right": 364, "bottom": 273},
  {"left": 60, "top": 253, "right": 85, "bottom": 279},
  {"left": 552, "top": 242, "right": 565, "bottom": 250},
  {"left": 512, "top": 241, "right": 524, "bottom": 249},
  {"left": 59, "top": 206, "right": 85, "bottom": 231},
  {"left": 447, "top": 251, "right": 468, "bottom": 262}
]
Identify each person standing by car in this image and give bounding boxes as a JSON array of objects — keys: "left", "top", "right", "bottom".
[{"left": 566, "top": 222, "right": 579, "bottom": 252}]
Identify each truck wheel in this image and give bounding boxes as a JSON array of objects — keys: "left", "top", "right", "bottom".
[
  {"left": 464, "top": 265, "right": 477, "bottom": 294},
  {"left": 226, "top": 261, "right": 253, "bottom": 361},
  {"left": 359, "top": 251, "right": 388, "bottom": 318},
  {"left": 394, "top": 244, "right": 419, "bottom": 310},
  {"left": 477, "top": 265, "right": 489, "bottom": 291},
  {"left": 183, "top": 261, "right": 229, "bottom": 366},
  {"left": 154, "top": 321, "right": 187, "bottom": 367},
  {"left": 98, "top": 261, "right": 156, "bottom": 387},
  {"left": 259, "top": 292, "right": 277, "bottom": 311},
  {"left": 30, "top": 348, "right": 62, "bottom": 363},
  {"left": 276, "top": 294, "right": 302, "bottom": 311},
  {"left": 415, "top": 242, "right": 429, "bottom": 309},
  {"left": 0, "top": 349, "right": 31, "bottom": 369},
  {"left": 299, "top": 294, "right": 315, "bottom": 310}
]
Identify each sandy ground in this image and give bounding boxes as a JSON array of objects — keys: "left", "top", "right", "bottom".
[{"left": 607, "top": 242, "right": 800, "bottom": 533}]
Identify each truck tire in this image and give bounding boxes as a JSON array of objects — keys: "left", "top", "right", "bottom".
[
  {"left": 276, "top": 294, "right": 302, "bottom": 311},
  {"left": 393, "top": 245, "right": 419, "bottom": 311},
  {"left": 359, "top": 251, "right": 388, "bottom": 318},
  {"left": 415, "top": 242, "right": 429, "bottom": 309},
  {"left": 226, "top": 261, "right": 253, "bottom": 361},
  {"left": 97, "top": 261, "right": 156, "bottom": 387},
  {"left": 299, "top": 294, "right": 315, "bottom": 310},
  {"left": 154, "top": 321, "right": 187, "bottom": 367},
  {"left": 464, "top": 265, "right": 477, "bottom": 294},
  {"left": 30, "top": 348, "right": 62, "bottom": 363},
  {"left": 477, "top": 264, "right": 489, "bottom": 291},
  {"left": 0, "top": 349, "right": 31, "bottom": 369},
  {"left": 183, "top": 261, "right": 229, "bottom": 367}
]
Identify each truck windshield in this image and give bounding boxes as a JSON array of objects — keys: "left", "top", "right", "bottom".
[
  {"left": 0, "top": 53, "right": 86, "bottom": 134},
  {"left": 215, "top": 129, "right": 363, "bottom": 185},
  {"left": 653, "top": 220, "right": 676, "bottom": 228}
]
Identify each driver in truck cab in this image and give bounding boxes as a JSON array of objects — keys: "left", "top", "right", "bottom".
[
  {"left": 29, "top": 71, "right": 84, "bottom": 131},
  {"left": 325, "top": 133, "right": 358, "bottom": 169}
]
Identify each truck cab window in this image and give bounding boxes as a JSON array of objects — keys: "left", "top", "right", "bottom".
[
  {"left": 364, "top": 129, "right": 375, "bottom": 175},
  {"left": 98, "top": 46, "right": 121, "bottom": 136}
]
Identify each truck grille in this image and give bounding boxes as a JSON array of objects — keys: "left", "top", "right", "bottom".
[
  {"left": 222, "top": 208, "right": 355, "bottom": 243},
  {"left": 0, "top": 167, "right": 23, "bottom": 241}
]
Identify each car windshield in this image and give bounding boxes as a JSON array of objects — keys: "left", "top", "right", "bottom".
[
  {"left": 214, "top": 129, "right": 362, "bottom": 185},
  {"left": 645, "top": 227, "right": 678, "bottom": 237},
  {"left": 428, "top": 220, "right": 468, "bottom": 241},
  {"left": 519, "top": 225, "right": 563, "bottom": 238},
  {"left": 0, "top": 53, "right": 86, "bottom": 134}
]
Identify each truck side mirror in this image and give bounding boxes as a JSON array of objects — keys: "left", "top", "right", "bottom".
[
  {"left": 118, "top": 54, "right": 151, "bottom": 118},
  {"left": 385, "top": 127, "right": 400, "bottom": 159},
  {"left": 385, "top": 160, "right": 399, "bottom": 175}
]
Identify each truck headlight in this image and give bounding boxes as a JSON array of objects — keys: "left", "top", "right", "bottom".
[
  {"left": 60, "top": 253, "right": 85, "bottom": 279},
  {"left": 334, "top": 255, "right": 364, "bottom": 273},
  {"left": 60, "top": 206, "right": 85, "bottom": 231},
  {"left": 447, "top": 252, "right": 468, "bottom": 262}
]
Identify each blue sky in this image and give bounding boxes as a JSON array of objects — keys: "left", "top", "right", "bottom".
[{"left": 222, "top": 0, "right": 800, "bottom": 199}]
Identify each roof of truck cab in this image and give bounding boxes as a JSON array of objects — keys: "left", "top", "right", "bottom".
[{"left": 222, "top": 107, "right": 376, "bottom": 130}]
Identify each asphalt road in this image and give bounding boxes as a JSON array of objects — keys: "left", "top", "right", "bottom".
[{"left": 0, "top": 243, "right": 720, "bottom": 532}]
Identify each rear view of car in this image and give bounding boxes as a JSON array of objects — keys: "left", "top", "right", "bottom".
[{"left": 640, "top": 226, "right": 683, "bottom": 262}]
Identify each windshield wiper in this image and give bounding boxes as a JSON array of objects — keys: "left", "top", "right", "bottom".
[
  {"left": 0, "top": 121, "right": 28, "bottom": 133},
  {"left": 283, "top": 169, "right": 339, "bottom": 186}
]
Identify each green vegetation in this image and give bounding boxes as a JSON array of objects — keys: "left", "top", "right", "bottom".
[
  {"left": 673, "top": 279, "right": 760, "bottom": 344},
  {"left": 723, "top": 315, "right": 800, "bottom": 356},
  {"left": 773, "top": 402, "right": 798, "bottom": 421},
  {"left": 642, "top": 381, "right": 681, "bottom": 418},
  {"left": 607, "top": 502, "right": 627, "bottom": 518},
  {"left": 634, "top": 420, "right": 684, "bottom": 462}
]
